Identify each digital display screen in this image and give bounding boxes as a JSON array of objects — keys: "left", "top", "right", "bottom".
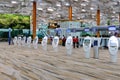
[
  {"left": 84, "top": 39, "right": 90, "bottom": 46},
  {"left": 108, "top": 26, "right": 116, "bottom": 31}
]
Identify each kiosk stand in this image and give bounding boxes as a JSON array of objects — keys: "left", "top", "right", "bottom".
[
  {"left": 83, "top": 36, "right": 91, "bottom": 58},
  {"left": 41, "top": 36, "right": 48, "bottom": 51},
  {"left": 108, "top": 36, "right": 119, "bottom": 62},
  {"left": 93, "top": 39, "right": 99, "bottom": 59}
]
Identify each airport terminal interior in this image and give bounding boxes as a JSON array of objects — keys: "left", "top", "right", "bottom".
[{"left": 0, "top": 0, "right": 120, "bottom": 80}]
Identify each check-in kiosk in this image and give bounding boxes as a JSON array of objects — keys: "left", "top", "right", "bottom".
[
  {"left": 65, "top": 35, "right": 73, "bottom": 55},
  {"left": 33, "top": 36, "right": 38, "bottom": 49},
  {"left": 93, "top": 38, "right": 99, "bottom": 59},
  {"left": 83, "top": 36, "right": 92, "bottom": 58},
  {"left": 52, "top": 36, "right": 59, "bottom": 52},
  {"left": 41, "top": 36, "right": 48, "bottom": 51},
  {"left": 108, "top": 36, "right": 119, "bottom": 62}
]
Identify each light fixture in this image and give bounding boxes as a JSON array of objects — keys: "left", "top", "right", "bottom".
[
  {"left": 81, "top": 3, "right": 86, "bottom": 6},
  {"left": 11, "top": 1, "right": 18, "bottom": 4},
  {"left": 74, "top": 0, "right": 78, "bottom": 1},
  {"left": 47, "top": 7, "right": 54, "bottom": 12},
  {"left": 57, "top": 14, "right": 61, "bottom": 17},
  {"left": 56, "top": 3, "right": 61, "bottom": 7},
  {"left": 65, "top": 3, "right": 70, "bottom": 6},
  {"left": 112, "top": 11, "right": 116, "bottom": 14},
  {"left": 37, "top": 7, "right": 43, "bottom": 11},
  {"left": 81, "top": 9, "right": 86, "bottom": 12},
  {"left": 90, "top": 7, "right": 94, "bottom": 10}
]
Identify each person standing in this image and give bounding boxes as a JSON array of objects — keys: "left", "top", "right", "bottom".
[
  {"left": 76, "top": 36, "right": 79, "bottom": 48},
  {"left": 73, "top": 36, "right": 76, "bottom": 48},
  {"left": 62, "top": 35, "right": 66, "bottom": 46}
]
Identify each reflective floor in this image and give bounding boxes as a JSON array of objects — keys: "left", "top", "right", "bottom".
[{"left": 0, "top": 42, "right": 120, "bottom": 80}]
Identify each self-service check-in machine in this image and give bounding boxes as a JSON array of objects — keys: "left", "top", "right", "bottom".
[
  {"left": 33, "top": 36, "right": 38, "bottom": 49},
  {"left": 108, "top": 36, "right": 119, "bottom": 62},
  {"left": 52, "top": 36, "right": 59, "bottom": 52},
  {"left": 65, "top": 35, "right": 73, "bottom": 55},
  {"left": 83, "top": 36, "right": 92, "bottom": 58},
  {"left": 93, "top": 38, "right": 99, "bottom": 59},
  {"left": 41, "top": 36, "right": 48, "bottom": 51}
]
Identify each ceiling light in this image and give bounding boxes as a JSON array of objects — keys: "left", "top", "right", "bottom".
[
  {"left": 37, "top": 8, "right": 43, "bottom": 11},
  {"left": 56, "top": 3, "right": 61, "bottom": 7},
  {"left": 57, "top": 14, "right": 61, "bottom": 17},
  {"left": 47, "top": 7, "right": 54, "bottom": 12},
  {"left": 90, "top": 7, "right": 94, "bottom": 10},
  {"left": 113, "top": 11, "right": 116, "bottom": 14},
  {"left": 81, "top": 9, "right": 86, "bottom": 12},
  {"left": 65, "top": 3, "right": 70, "bottom": 6},
  {"left": 81, "top": 3, "right": 86, "bottom": 6},
  {"left": 11, "top": 1, "right": 18, "bottom": 4},
  {"left": 74, "top": 0, "right": 78, "bottom": 1}
]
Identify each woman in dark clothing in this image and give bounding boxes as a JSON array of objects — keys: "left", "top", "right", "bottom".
[
  {"left": 73, "top": 36, "right": 76, "bottom": 48},
  {"left": 62, "top": 35, "right": 66, "bottom": 46},
  {"left": 76, "top": 36, "right": 79, "bottom": 48}
]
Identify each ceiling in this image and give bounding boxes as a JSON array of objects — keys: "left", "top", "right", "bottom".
[{"left": 0, "top": 0, "right": 120, "bottom": 25}]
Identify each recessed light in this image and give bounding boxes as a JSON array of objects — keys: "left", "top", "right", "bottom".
[
  {"left": 37, "top": 8, "right": 43, "bottom": 11},
  {"left": 81, "top": 3, "right": 86, "bottom": 6},
  {"left": 90, "top": 7, "right": 94, "bottom": 10},
  {"left": 65, "top": 3, "right": 70, "bottom": 6},
  {"left": 56, "top": 3, "right": 61, "bottom": 7},
  {"left": 47, "top": 7, "right": 54, "bottom": 12},
  {"left": 74, "top": 0, "right": 78, "bottom": 1},
  {"left": 81, "top": 9, "right": 86, "bottom": 12},
  {"left": 11, "top": 1, "right": 18, "bottom": 4}
]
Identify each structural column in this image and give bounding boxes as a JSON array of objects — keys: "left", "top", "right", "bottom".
[
  {"left": 69, "top": 6, "right": 72, "bottom": 21},
  {"left": 96, "top": 9, "right": 100, "bottom": 37},
  {"left": 32, "top": 1, "right": 37, "bottom": 39}
]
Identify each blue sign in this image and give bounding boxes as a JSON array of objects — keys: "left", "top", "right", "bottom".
[
  {"left": 92, "top": 27, "right": 96, "bottom": 32},
  {"left": 84, "top": 28, "right": 90, "bottom": 32},
  {"left": 66, "top": 29, "right": 71, "bottom": 33},
  {"left": 108, "top": 26, "right": 116, "bottom": 31}
]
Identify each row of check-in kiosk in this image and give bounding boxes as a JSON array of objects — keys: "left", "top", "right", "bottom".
[
  {"left": 82, "top": 36, "right": 119, "bottom": 63},
  {"left": 11, "top": 35, "right": 119, "bottom": 63},
  {"left": 79, "top": 37, "right": 120, "bottom": 48}
]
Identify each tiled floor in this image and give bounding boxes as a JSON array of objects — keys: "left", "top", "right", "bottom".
[{"left": 0, "top": 42, "right": 120, "bottom": 80}]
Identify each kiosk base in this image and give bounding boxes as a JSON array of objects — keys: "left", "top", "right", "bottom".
[{"left": 110, "top": 54, "right": 117, "bottom": 63}]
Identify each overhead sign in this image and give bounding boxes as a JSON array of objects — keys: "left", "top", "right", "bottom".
[
  {"left": 108, "top": 26, "right": 116, "bottom": 31},
  {"left": 71, "top": 28, "right": 76, "bottom": 33},
  {"left": 92, "top": 27, "right": 97, "bottom": 32},
  {"left": 66, "top": 28, "right": 71, "bottom": 33},
  {"left": 84, "top": 28, "right": 90, "bottom": 32}
]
